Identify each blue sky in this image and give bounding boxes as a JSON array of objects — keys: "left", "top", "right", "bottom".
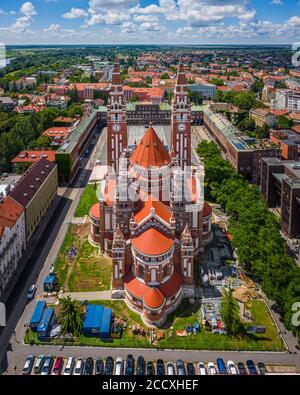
[{"left": 0, "top": 0, "right": 300, "bottom": 44}]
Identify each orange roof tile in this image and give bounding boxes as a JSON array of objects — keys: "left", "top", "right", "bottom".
[
  {"left": 0, "top": 197, "right": 24, "bottom": 238},
  {"left": 134, "top": 195, "right": 171, "bottom": 224},
  {"left": 143, "top": 287, "right": 165, "bottom": 309},
  {"left": 11, "top": 150, "right": 56, "bottom": 164},
  {"left": 90, "top": 203, "right": 100, "bottom": 219},
  {"left": 203, "top": 202, "right": 212, "bottom": 217},
  {"left": 130, "top": 126, "right": 171, "bottom": 168},
  {"left": 125, "top": 270, "right": 182, "bottom": 301},
  {"left": 159, "top": 271, "right": 182, "bottom": 298},
  {"left": 132, "top": 228, "right": 174, "bottom": 256}
]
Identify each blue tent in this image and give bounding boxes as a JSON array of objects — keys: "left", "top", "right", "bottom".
[
  {"left": 30, "top": 301, "right": 46, "bottom": 331},
  {"left": 99, "top": 308, "right": 112, "bottom": 338},
  {"left": 83, "top": 304, "right": 104, "bottom": 337},
  {"left": 37, "top": 308, "right": 55, "bottom": 338}
]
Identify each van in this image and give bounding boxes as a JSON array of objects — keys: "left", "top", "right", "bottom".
[
  {"left": 34, "top": 355, "right": 45, "bottom": 374},
  {"left": 217, "top": 358, "right": 227, "bottom": 374}
]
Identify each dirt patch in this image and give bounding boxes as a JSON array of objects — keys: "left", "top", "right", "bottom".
[{"left": 73, "top": 222, "right": 90, "bottom": 239}]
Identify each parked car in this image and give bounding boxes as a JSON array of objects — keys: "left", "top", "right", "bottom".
[
  {"left": 246, "top": 360, "right": 258, "bottom": 375},
  {"left": 207, "top": 362, "right": 217, "bottom": 375},
  {"left": 258, "top": 362, "right": 267, "bottom": 375},
  {"left": 115, "top": 357, "right": 123, "bottom": 375},
  {"left": 147, "top": 361, "right": 155, "bottom": 375},
  {"left": 176, "top": 359, "right": 186, "bottom": 375},
  {"left": 34, "top": 355, "right": 45, "bottom": 375},
  {"left": 136, "top": 356, "right": 146, "bottom": 375},
  {"left": 84, "top": 358, "right": 94, "bottom": 375},
  {"left": 105, "top": 357, "right": 114, "bottom": 375},
  {"left": 73, "top": 358, "right": 84, "bottom": 376},
  {"left": 41, "top": 356, "right": 54, "bottom": 376},
  {"left": 237, "top": 362, "right": 248, "bottom": 375},
  {"left": 187, "top": 363, "right": 195, "bottom": 375},
  {"left": 22, "top": 355, "right": 34, "bottom": 375},
  {"left": 227, "top": 361, "right": 237, "bottom": 375},
  {"left": 63, "top": 357, "right": 75, "bottom": 375},
  {"left": 52, "top": 356, "right": 64, "bottom": 375},
  {"left": 156, "top": 359, "right": 165, "bottom": 376},
  {"left": 125, "top": 354, "right": 135, "bottom": 375},
  {"left": 217, "top": 358, "right": 227, "bottom": 374},
  {"left": 166, "top": 362, "right": 175, "bottom": 375},
  {"left": 27, "top": 285, "right": 36, "bottom": 300},
  {"left": 198, "top": 362, "right": 206, "bottom": 375},
  {"left": 95, "top": 358, "right": 104, "bottom": 376}
]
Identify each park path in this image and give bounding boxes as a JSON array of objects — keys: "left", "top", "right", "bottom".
[{"left": 60, "top": 290, "right": 112, "bottom": 301}]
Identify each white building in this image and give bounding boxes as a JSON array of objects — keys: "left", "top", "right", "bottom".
[
  {"left": 275, "top": 89, "right": 300, "bottom": 111},
  {"left": 187, "top": 83, "right": 216, "bottom": 99},
  {"left": 0, "top": 197, "right": 26, "bottom": 297}
]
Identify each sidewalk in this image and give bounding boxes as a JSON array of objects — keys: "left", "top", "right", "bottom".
[{"left": 59, "top": 291, "right": 112, "bottom": 301}]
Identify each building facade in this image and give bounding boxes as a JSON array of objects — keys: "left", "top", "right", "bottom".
[
  {"left": 0, "top": 197, "right": 26, "bottom": 298},
  {"left": 89, "top": 61, "right": 212, "bottom": 326},
  {"left": 260, "top": 158, "right": 300, "bottom": 238},
  {"left": 10, "top": 159, "right": 58, "bottom": 242}
]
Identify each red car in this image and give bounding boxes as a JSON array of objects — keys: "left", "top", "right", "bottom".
[{"left": 52, "top": 356, "right": 64, "bottom": 375}]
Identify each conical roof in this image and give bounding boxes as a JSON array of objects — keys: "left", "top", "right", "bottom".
[{"left": 130, "top": 126, "right": 171, "bottom": 168}]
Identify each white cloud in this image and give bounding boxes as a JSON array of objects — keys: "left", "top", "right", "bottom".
[
  {"left": 63, "top": 8, "right": 88, "bottom": 19},
  {"left": 20, "top": 2, "right": 37, "bottom": 17},
  {"left": 271, "top": 0, "right": 283, "bottom": 5}
]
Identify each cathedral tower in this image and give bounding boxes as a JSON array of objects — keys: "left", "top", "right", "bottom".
[
  {"left": 171, "top": 61, "right": 192, "bottom": 169},
  {"left": 107, "top": 59, "right": 127, "bottom": 172}
]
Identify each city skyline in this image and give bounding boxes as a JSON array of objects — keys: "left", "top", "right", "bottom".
[{"left": 1, "top": 0, "right": 300, "bottom": 45}]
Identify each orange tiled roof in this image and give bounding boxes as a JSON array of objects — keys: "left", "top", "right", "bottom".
[
  {"left": 143, "top": 287, "right": 165, "bottom": 309},
  {"left": 134, "top": 194, "right": 171, "bottom": 224},
  {"left": 125, "top": 270, "right": 182, "bottom": 301},
  {"left": 43, "top": 127, "right": 71, "bottom": 138},
  {"left": 90, "top": 203, "right": 100, "bottom": 219},
  {"left": 132, "top": 227, "right": 174, "bottom": 255},
  {"left": 11, "top": 150, "right": 56, "bottom": 164},
  {"left": 203, "top": 202, "right": 213, "bottom": 218},
  {"left": 130, "top": 126, "right": 171, "bottom": 168},
  {"left": 0, "top": 197, "right": 24, "bottom": 238}
]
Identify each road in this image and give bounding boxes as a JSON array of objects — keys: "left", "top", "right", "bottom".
[{"left": 0, "top": 124, "right": 104, "bottom": 374}]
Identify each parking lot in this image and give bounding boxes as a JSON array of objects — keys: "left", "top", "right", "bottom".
[{"left": 21, "top": 354, "right": 272, "bottom": 376}]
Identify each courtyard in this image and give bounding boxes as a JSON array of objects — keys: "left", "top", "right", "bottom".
[{"left": 54, "top": 223, "right": 112, "bottom": 292}]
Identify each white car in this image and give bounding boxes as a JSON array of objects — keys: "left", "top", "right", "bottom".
[
  {"left": 22, "top": 355, "right": 34, "bottom": 375},
  {"left": 207, "top": 362, "right": 217, "bottom": 375},
  {"left": 166, "top": 362, "right": 175, "bottom": 375},
  {"left": 227, "top": 360, "right": 238, "bottom": 375},
  {"left": 27, "top": 285, "right": 36, "bottom": 300},
  {"left": 198, "top": 362, "right": 206, "bottom": 375},
  {"left": 64, "top": 357, "right": 75, "bottom": 375},
  {"left": 115, "top": 357, "right": 123, "bottom": 375},
  {"left": 73, "top": 358, "right": 84, "bottom": 375}
]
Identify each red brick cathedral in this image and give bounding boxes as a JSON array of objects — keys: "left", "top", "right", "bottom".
[{"left": 89, "top": 60, "right": 212, "bottom": 326}]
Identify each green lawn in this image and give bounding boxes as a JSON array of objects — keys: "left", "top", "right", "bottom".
[
  {"left": 54, "top": 225, "right": 112, "bottom": 292},
  {"left": 75, "top": 184, "right": 99, "bottom": 217},
  {"left": 25, "top": 299, "right": 285, "bottom": 351}
]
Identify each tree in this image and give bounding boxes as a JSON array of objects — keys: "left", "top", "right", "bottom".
[
  {"left": 221, "top": 286, "right": 243, "bottom": 336},
  {"left": 58, "top": 296, "right": 84, "bottom": 337},
  {"left": 161, "top": 72, "right": 169, "bottom": 79},
  {"left": 238, "top": 117, "right": 256, "bottom": 133},
  {"left": 188, "top": 90, "right": 203, "bottom": 105},
  {"left": 210, "top": 78, "right": 225, "bottom": 86}
]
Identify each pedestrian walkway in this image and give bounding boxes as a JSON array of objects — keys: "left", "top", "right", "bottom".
[{"left": 60, "top": 290, "right": 112, "bottom": 301}]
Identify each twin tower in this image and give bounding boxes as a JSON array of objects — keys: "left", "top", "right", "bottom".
[{"left": 106, "top": 60, "right": 192, "bottom": 171}]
